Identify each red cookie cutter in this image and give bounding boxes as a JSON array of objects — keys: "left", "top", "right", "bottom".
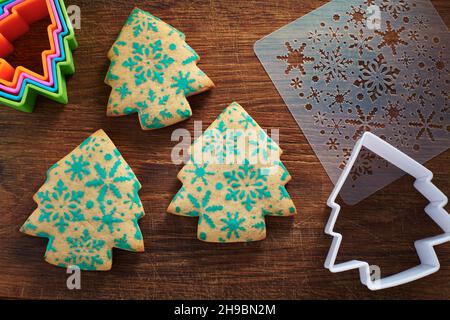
[{"left": 0, "top": 0, "right": 59, "bottom": 86}]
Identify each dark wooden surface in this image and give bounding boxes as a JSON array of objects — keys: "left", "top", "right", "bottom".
[{"left": 0, "top": 0, "right": 449, "bottom": 300}]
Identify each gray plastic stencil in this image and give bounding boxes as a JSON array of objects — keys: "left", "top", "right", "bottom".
[{"left": 255, "top": 0, "right": 450, "bottom": 205}]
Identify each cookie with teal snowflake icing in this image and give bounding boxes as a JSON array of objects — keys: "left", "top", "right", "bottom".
[
  {"left": 21, "top": 130, "right": 145, "bottom": 271},
  {"left": 168, "top": 102, "right": 297, "bottom": 243},
  {"left": 105, "top": 8, "right": 215, "bottom": 130}
]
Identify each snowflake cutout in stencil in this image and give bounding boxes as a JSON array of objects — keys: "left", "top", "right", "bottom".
[
  {"left": 347, "top": 5, "right": 366, "bottom": 28},
  {"left": 382, "top": 100, "right": 406, "bottom": 125},
  {"left": 307, "top": 87, "right": 323, "bottom": 103},
  {"left": 403, "top": 74, "right": 435, "bottom": 107},
  {"left": 398, "top": 52, "right": 414, "bottom": 67},
  {"left": 326, "top": 85, "right": 352, "bottom": 112},
  {"left": 255, "top": 0, "right": 450, "bottom": 204},
  {"left": 308, "top": 29, "right": 322, "bottom": 44},
  {"left": 354, "top": 54, "right": 400, "bottom": 101},
  {"left": 429, "top": 50, "right": 450, "bottom": 80},
  {"left": 350, "top": 149, "right": 376, "bottom": 181},
  {"left": 442, "top": 91, "right": 450, "bottom": 113},
  {"left": 338, "top": 148, "right": 353, "bottom": 170},
  {"left": 375, "top": 21, "right": 408, "bottom": 55},
  {"left": 328, "top": 119, "right": 346, "bottom": 135},
  {"left": 327, "top": 138, "right": 340, "bottom": 150},
  {"left": 21, "top": 130, "right": 145, "bottom": 271},
  {"left": 413, "top": 15, "right": 430, "bottom": 31},
  {"left": 380, "top": 0, "right": 410, "bottom": 19},
  {"left": 314, "top": 47, "right": 353, "bottom": 83},
  {"left": 290, "top": 77, "right": 303, "bottom": 89},
  {"left": 409, "top": 110, "right": 444, "bottom": 141},
  {"left": 415, "top": 43, "right": 428, "bottom": 58},
  {"left": 408, "top": 30, "right": 419, "bottom": 41},
  {"left": 391, "top": 127, "right": 411, "bottom": 147},
  {"left": 277, "top": 42, "right": 315, "bottom": 75},
  {"left": 325, "top": 27, "right": 345, "bottom": 44},
  {"left": 314, "top": 111, "right": 328, "bottom": 126},
  {"left": 345, "top": 106, "right": 385, "bottom": 140},
  {"left": 349, "top": 29, "right": 374, "bottom": 56}
]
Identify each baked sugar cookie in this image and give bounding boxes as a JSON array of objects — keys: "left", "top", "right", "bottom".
[
  {"left": 105, "top": 8, "right": 214, "bottom": 130},
  {"left": 168, "top": 102, "right": 297, "bottom": 243},
  {"left": 21, "top": 130, "right": 145, "bottom": 271}
]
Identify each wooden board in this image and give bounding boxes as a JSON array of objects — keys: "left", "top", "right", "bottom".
[{"left": 0, "top": 0, "right": 449, "bottom": 299}]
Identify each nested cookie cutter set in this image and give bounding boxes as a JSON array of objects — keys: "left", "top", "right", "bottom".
[
  {"left": 0, "top": 0, "right": 77, "bottom": 112},
  {"left": 1, "top": 0, "right": 449, "bottom": 291},
  {"left": 255, "top": 0, "right": 450, "bottom": 290}
]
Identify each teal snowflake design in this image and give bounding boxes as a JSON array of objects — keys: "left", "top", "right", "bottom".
[
  {"left": 64, "top": 154, "right": 91, "bottom": 181},
  {"left": 182, "top": 43, "right": 200, "bottom": 65},
  {"left": 114, "top": 234, "right": 132, "bottom": 250},
  {"left": 202, "top": 128, "right": 242, "bottom": 164},
  {"left": 148, "top": 89, "right": 171, "bottom": 109},
  {"left": 122, "top": 56, "right": 138, "bottom": 71},
  {"left": 93, "top": 202, "right": 124, "bottom": 233},
  {"left": 223, "top": 161, "right": 271, "bottom": 212},
  {"left": 252, "top": 221, "right": 265, "bottom": 230},
  {"left": 239, "top": 112, "right": 257, "bottom": 129},
  {"left": 126, "top": 9, "right": 159, "bottom": 37},
  {"left": 275, "top": 161, "right": 289, "bottom": 182},
  {"left": 171, "top": 71, "right": 196, "bottom": 95},
  {"left": 126, "top": 89, "right": 174, "bottom": 129},
  {"left": 65, "top": 229, "right": 106, "bottom": 270},
  {"left": 79, "top": 136, "right": 102, "bottom": 153},
  {"left": 279, "top": 186, "right": 291, "bottom": 200},
  {"left": 85, "top": 153, "right": 134, "bottom": 202},
  {"left": 106, "top": 60, "right": 119, "bottom": 82},
  {"left": 139, "top": 111, "right": 166, "bottom": 129},
  {"left": 216, "top": 120, "right": 227, "bottom": 133},
  {"left": 249, "top": 130, "right": 278, "bottom": 162},
  {"left": 38, "top": 180, "right": 85, "bottom": 234},
  {"left": 185, "top": 163, "right": 215, "bottom": 185},
  {"left": 112, "top": 40, "right": 127, "bottom": 58},
  {"left": 21, "top": 221, "right": 37, "bottom": 233},
  {"left": 220, "top": 212, "right": 246, "bottom": 240},
  {"left": 176, "top": 109, "right": 192, "bottom": 119},
  {"left": 133, "top": 213, "right": 144, "bottom": 240},
  {"left": 124, "top": 181, "right": 142, "bottom": 210},
  {"left": 116, "top": 83, "right": 132, "bottom": 101},
  {"left": 172, "top": 186, "right": 186, "bottom": 202},
  {"left": 185, "top": 191, "right": 223, "bottom": 229},
  {"left": 130, "top": 40, "right": 174, "bottom": 86}
]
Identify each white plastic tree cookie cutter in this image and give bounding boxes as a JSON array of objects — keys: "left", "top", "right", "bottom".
[{"left": 324, "top": 132, "right": 450, "bottom": 290}]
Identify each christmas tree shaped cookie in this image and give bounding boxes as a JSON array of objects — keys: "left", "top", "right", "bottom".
[
  {"left": 21, "top": 130, "right": 145, "bottom": 271},
  {"left": 168, "top": 102, "right": 297, "bottom": 243},
  {"left": 105, "top": 8, "right": 215, "bottom": 130}
]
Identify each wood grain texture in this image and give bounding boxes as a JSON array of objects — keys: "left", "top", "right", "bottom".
[{"left": 0, "top": 0, "right": 449, "bottom": 300}]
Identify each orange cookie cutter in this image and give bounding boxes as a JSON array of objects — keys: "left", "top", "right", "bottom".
[{"left": 0, "top": 0, "right": 60, "bottom": 86}]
